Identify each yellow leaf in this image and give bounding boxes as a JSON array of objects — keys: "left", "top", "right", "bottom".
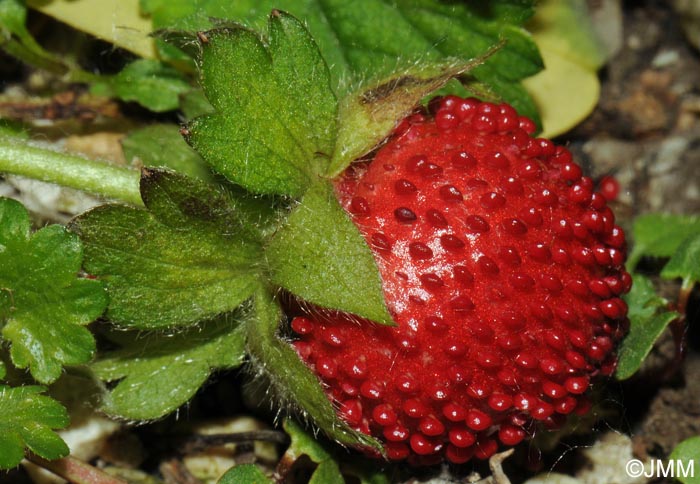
[
  {"left": 523, "top": 46, "right": 600, "bottom": 138},
  {"left": 27, "top": 0, "right": 156, "bottom": 59},
  {"left": 524, "top": 0, "right": 606, "bottom": 137}
]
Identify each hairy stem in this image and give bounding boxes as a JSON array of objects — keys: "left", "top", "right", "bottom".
[
  {"left": 25, "top": 454, "right": 128, "bottom": 484},
  {"left": 0, "top": 137, "right": 143, "bottom": 206}
]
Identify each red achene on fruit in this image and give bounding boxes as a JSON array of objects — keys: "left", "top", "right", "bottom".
[{"left": 291, "top": 96, "right": 631, "bottom": 465}]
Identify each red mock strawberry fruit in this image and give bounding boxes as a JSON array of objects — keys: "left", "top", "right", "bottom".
[{"left": 290, "top": 96, "right": 631, "bottom": 465}]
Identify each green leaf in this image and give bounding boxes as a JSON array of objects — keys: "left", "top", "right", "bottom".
[
  {"left": 92, "top": 313, "right": 247, "bottom": 420},
  {"left": 615, "top": 274, "right": 680, "bottom": 380},
  {"left": 0, "top": 385, "right": 69, "bottom": 469},
  {"left": 522, "top": 0, "right": 605, "bottom": 137},
  {"left": 0, "top": 0, "right": 36, "bottom": 48},
  {"left": 346, "top": 464, "right": 391, "bottom": 484},
  {"left": 661, "top": 233, "right": 700, "bottom": 286},
  {"left": 266, "top": 183, "right": 392, "bottom": 325},
  {"left": 141, "top": 168, "right": 281, "bottom": 242},
  {"left": 246, "top": 289, "right": 382, "bottom": 453},
  {"left": 283, "top": 420, "right": 388, "bottom": 484},
  {"left": 670, "top": 436, "right": 700, "bottom": 484},
  {"left": 628, "top": 214, "right": 700, "bottom": 270},
  {"left": 309, "top": 459, "right": 344, "bottom": 484},
  {"left": 218, "top": 464, "right": 274, "bottom": 484},
  {"left": 180, "top": 89, "right": 214, "bottom": 120},
  {"left": 527, "top": 0, "right": 607, "bottom": 71},
  {"left": 284, "top": 420, "right": 369, "bottom": 484},
  {"left": 0, "top": 0, "right": 67, "bottom": 73},
  {"left": 283, "top": 419, "right": 333, "bottom": 463},
  {"left": 330, "top": 53, "right": 500, "bottom": 176},
  {"left": 144, "top": 0, "right": 542, "bottom": 122},
  {"left": 92, "top": 59, "right": 191, "bottom": 112},
  {"left": 27, "top": 0, "right": 157, "bottom": 59},
  {"left": 69, "top": 170, "right": 264, "bottom": 329},
  {"left": 186, "top": 11, "right": 337, "bottom": 197},
  {"left": 0, "top": 198, "right": 106, "bottom": 384},
  {"left": 122, "top": 124, "right": 214, "bottom": 182}
]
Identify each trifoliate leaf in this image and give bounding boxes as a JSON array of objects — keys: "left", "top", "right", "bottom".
[
  {"left": 218, "top": 464, "right": 274, "bottom": 484},
  {"left": 69, "top": 170, "right": 265, "bottom": 329},
  {"left": 91, "top": 59, "right": 191, "bottom": 112},
  {"left": 266, "top": 183, "right": 392, "bottom": 325},
  {"left": 628, "top": 213, "right": 700, "bottom": 270},
  {"left": 27, "top": 0, "right": 156, "bottom": 59},
  {"left": 122, "top": 124, "right": 214, "bottom": 182},
  {"left": 616, "top": 274, "right": 680, "bottom": 380},
  {"left": 0, "top": 385, "right": 69, "bottom": 469},
  {"left": 185, "top": 11, "right": 337, "bottom": 197},
  {"left": 330, "top": 53, "right": 500, "bottom": 176},
  {"left": 661, "top": 233, "right": 700, "bottom": 286},
  {"left": 246, "top": 289, "right": 382, "bottom": 453},
  {"left": 143, "top": 0, "right": 542, "bottom": 123},
  {"left": 92, "top": 314, "right": 246, "bottom": 420},
  {"left": 670, "top": 436, "right": 700, "bottom": 484},
  {"left": 0, "top": 198, "right": 106, "bottom": 384}
]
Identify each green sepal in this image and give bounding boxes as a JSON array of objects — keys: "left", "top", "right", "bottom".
[
  {"left": 69, "top": 169, "right": 265, "bottom": 329},
  {"left": 0, "top": 384, "right": 69, "bottom": 469},
  {"left": 329, "top": 51, "right": 501, "bottom": 177},
  {"left": 246, "top": 289, "right": 383, "bottom": 453},
  {"left": 615, "top": 274, "right": 681, "bottom": 380},
  {"left": 185, "top": 11, "right": 337, "bottom": 197},
  {"left": 139, "top": 168, "right": 279, "bottom": 243},
  {"left": 92, "top": 313, "right": 246, "bottom": 420},
  {"left": 266, "top": 182, "right": 393, "bottom": 325}
]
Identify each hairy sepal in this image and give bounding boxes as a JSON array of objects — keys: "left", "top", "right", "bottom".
[
  {"left": 69, "top": 169, "right": 266, "bottom": 329},
  {"left": 185, "top": 10, "right": 337, "bottom": 197},
  {"left": 245, "top": 288, "right": 383, "bottom": 454},
  {"left": 329, "top": 47, "right": 503, "bottom": 177},
  {"left": 265, "top": 182, "right": 393, "bottom": 326}
]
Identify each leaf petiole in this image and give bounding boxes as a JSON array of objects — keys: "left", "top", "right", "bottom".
[
  {"left": 25, "top": 454, "right": 129, "bottom": 484},
  {"left": 0, "top": 137, "right": 143, "bottom": 206}
]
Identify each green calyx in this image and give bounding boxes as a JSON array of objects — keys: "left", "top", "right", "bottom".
[{"left": 69, "top": 9, "right": 530, "bottom": 452}]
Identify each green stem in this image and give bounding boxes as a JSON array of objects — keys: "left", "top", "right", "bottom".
[
  {"left": 1, "top": 39, "right": 68, "bottom": 76},
  {"left": 0, "top": 138, "right": 143, "bottom": 206}
]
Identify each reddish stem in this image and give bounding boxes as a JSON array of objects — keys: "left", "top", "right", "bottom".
[{"left": 25, "top": 454, "right": 128, "bottom": 484}]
